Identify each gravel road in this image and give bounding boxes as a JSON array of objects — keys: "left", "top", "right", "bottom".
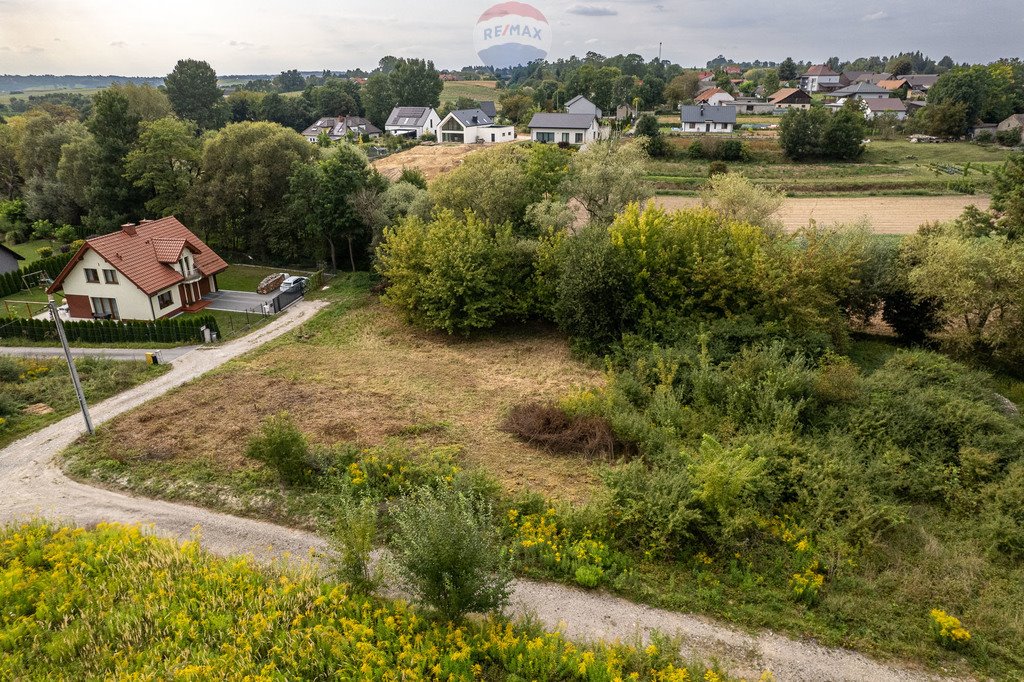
[
  {"left": 0, "top": 298, "right": 953, "bottom": 681},
  {"left": 0, "top": 345, "right": 197, "bottom": 362}
]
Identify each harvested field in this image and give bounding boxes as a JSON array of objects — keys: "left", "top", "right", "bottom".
[
  {"left": 373, "top": 144, "right": 486, "bottom": 181},
  {"left": 654, "top": 194, "right": 990, "bottom": 234},
  {"left": 96, "top": 301, "right": 603, "bottom": 499}
]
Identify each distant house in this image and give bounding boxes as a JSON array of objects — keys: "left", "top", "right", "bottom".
[
  {"left": 528, "top": 113, "right": 601, "bottom": 145},
  {"left": 852, "top": 72, "right": 892, "bottom": 85},
  {"left": 301, "top": 116, "right": 381, "bottom": 143},
  {"left": 800, "top": 64, "right": 841, "bottom": 92},
  {"left": 0, "top": 243, "right": 24, "bottom": 276},
  {"left": 565, "top": 95, "right": 602, "bottom": 119},
  {"left": 970, "top": 123, "right": 999, "bottom": 140},
  {"left": 876, "top": 78, "right": 911, "bottom": 92},
  {"left": 478, "top": 101, "right": 498, "bottom": 118},
  {"left": 46, "top": 217, "right": 229, "bottom": 321},
  {"left": 998, "top": 114, "right": 1024, "bottom": 142},
  {"left": 385, "top": 107, "right": 441, "bottom": 139},
  {"left": 694, "top": 87, "right": 735, "bottom": 106},
  {"left": 680, "top": 104, "right": 736, "bottom": 133},
  {"left": 729, "top": 96, "right": 776, "bottom": 115},
  {"left": 828, "top": 82, "right": 891, "bottom": 101},
  {"left": 615, "top": 102, "right": 637, "bottom": 121},
  {"left": 768, "top": 88, "right": 813, "bottom": 110},
  {"left": 904, "top": 74, "right": 939, "bottom": 92},
  {"left": 724, "top": 66, "right": 743, "bottom": 76},
  {"left": 863, "top": 98, "right": 908, "bottom": 121},
  {"left": 697, "top": 70, "right": 716, "bottom": 86},
  {"left": 437, "top": 109, "right": 516, "bottom": 144}
]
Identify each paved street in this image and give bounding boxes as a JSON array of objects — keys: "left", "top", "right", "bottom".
[{"left": 204, "top": 289, "right": 278, "bottom": 312}]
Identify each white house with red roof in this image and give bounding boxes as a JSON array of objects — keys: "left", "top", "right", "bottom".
[
  {"left": 800, "top": 65, "right": 841, "bottom": 93},
  {"left": 694, "top": 87, "right": 735, "bottom": 106},
  {"left": 47, "top": 217, "right": 228, "bottom": 321}
]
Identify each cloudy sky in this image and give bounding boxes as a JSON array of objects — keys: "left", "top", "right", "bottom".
[{"left": 0, "top": 0, "right": 1021, "bottom": 75}]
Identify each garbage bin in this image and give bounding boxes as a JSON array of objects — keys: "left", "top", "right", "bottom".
[{"left": 145, "top": 352, "right": 159, "bottom": 366}]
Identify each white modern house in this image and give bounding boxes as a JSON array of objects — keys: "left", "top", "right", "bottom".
[
  {"left": 680, "top": 105, "right": 736, "bottom": 133},
  {"left": 385, "top": 106, "right": 441, "bottom": 138},
  {"left": 527, "top": 113, "right": 601, "bottom": 145},
  {"left": 436, "top": 109, "right": 516, "bottom": 144},
  {"left": 47, "top": 217, "right": 228, "bottom": 321},
  {"left": 565, "top": 95, "right": 602, "bottom": 119}
]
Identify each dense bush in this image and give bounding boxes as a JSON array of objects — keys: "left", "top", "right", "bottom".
[
  {"left": 688, "top": 137, "right": 747, "bottom": 161},
  {"left": 245, "top": 412, "right": 314, "bottom": 486},
  {"left": 377, "top": 209, "right": 535, "bottom": 334},
  {"left": 779, "top": 106, "right": 866, "bottom": 161},
  {"left": 390, "top": 485, "right": 513, "bottom": 621}
]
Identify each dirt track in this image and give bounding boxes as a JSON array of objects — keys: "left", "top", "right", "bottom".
[
  {"left": 0, "top": 300, "right": 951, "bottom": 681},
  {"left": 655, "top": 195, "right": 990, "bottom": 234}
]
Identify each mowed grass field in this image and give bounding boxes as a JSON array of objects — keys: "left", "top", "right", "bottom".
[
  {"left": 441, "top": 80, "right": 499, "bottom": 102},
  {"left": 65, "top": 274, "right": 603, "bottom": 527},
  {"left": 651, "top": 139, "right": 1015, "bottom": 197},
  {"left": 0, "top": 87, "right": 103, "bottom": 105}
]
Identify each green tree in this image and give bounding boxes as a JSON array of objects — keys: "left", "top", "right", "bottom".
[
  {"left": 287, "top": 143, "right": 378, "bottom": 271},
  {"left": 305, "top": 79, "right": 360, "bottom": 117},
  {"left": 560, "top": 140, "right": 652, "bottom": 224},
  {"left": 125, "top": 117, "right": 202, "bottom": 216},
  {"left": 363, "top": 59, "right": 443, "bottom": 128},
  {"left": 273, "top": 69, "right": 306, "bottom": 93},
  {"left": 108, "top": 83, "right": 172, "bottom": 121},
  {"left": 886, "top": 55, "right": 915, "bottom": 77},
  {"left": 919, "top": 100, "right": 969, "bottom": 138},
  {"left": 778, "top": 57, "right": 798, "bottom": 82},
  {"left": 992, "top": 154, "right": 1024, "bottom": 237},
  {"left": 14, "top": 112, "right": 89, "bottom": 223},
  {"left": 497, "top": 91, "right": 534, "bottom": 125},
  {"left": 0, "top": 124, "right": 22, "bottom": 199},
  {"left": 84, "top": 88, "right": 145, "bottom": 227},
  {"left": 190, "top": 121, "right": 316, "bottom": 254},
  {"left": 762, "top": 70, "right": 781, "bottom": 97},
  {"left": 928, "top": 66, "right": 989, "bottom": 126},
  {"left": 821, "top": 104, "right": 867, "bottom": 161},
  {"left": 164, "top": 59, "right": 225, "bottom": 130},
  {"left": 779, "top": 108, "right": 828, "bottom": 160},
  {"left": 664, "top": 73, "right": 699, "bottom": 107}
]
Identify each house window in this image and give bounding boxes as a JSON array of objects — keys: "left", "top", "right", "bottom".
[
  {"left": 575, "top": 132, "right": 584, "bottom": 143},
  {"left": 91, "top": 297, "right": 119, "bottom": 320},
  {"left": 561, "top": 132, "right": 570, "bottom": 143},
  {"left": 157, "top": 291, "right": 174, "bottom": 309},
  {"left": 103, "top": 269, "right": 118, "bottom": 284},
  {"left": 536, "top": 132, "right": 554, "bottom": 143},
  {"left": 84, "top": 268, "right": 99, "bottom": 283}
]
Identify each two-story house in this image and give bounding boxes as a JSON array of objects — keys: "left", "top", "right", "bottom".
[{"left": 46, "top": 217, "right": 229, "bottom": 321}]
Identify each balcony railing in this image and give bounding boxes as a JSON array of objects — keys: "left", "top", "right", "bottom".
[{"left": 181, "top": 267, "right": 203, "bottom": 282}]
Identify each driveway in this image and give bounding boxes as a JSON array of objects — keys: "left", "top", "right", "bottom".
[
  {"left": 0, "top": 298, "right": 944, "bottom": 682},
  {"left": 203, "top": 289, "right": 278, "bottom": 313}
]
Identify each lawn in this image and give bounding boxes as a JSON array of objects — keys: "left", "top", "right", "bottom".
[
  {"left": 441, "top": 80, "right": 500, "bottom": 103},
  {"left": 216, "top": 264, "right": 312, "bottom": 293},
  {"left": 0, "top": 87, "right": 103, "bottom": 105},
  {"left": 0, "top": 355, "right": 167, "bottom": 448},
  {"left": 0, "top": 287, "right": 51, "bottom": 319},
  {"left": 6, "top": 239, "right": 57, "bottom": 263},
  {"left": 182, "top": 308, "right": 272, "bottom": 342}
]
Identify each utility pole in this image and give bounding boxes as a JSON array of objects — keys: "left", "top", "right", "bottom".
[{"left": 48, "top": 295, "right": 93, "bottom": 434}]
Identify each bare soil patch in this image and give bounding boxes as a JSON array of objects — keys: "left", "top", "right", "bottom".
[
  {"left": 654, "top": 195, "right": 990, "bottom": 234},
  {"left": 97, "top": 303, "right": 603, "bottom": 499},
  {"left": 373, "top": 144, "right": 486, "bottom": 182}
]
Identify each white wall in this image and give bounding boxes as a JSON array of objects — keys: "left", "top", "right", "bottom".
[
  {"left": 61, "top": 252, "right": 169, "bottom": 320},
  {"left": 530, "top": 123, "right": 600, "bottom": 144}
]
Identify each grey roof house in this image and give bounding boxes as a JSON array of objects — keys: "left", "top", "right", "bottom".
[
  {"left": 0, "top": 243, "right": 24, "bottom": 275},
  {"left": 437, "top": 109, "right": 516, "bottom": 144},
  {"left": 828, "top": 82, "right": 891, "bottom": 99},
  {"left": 680, "top": 105, "right": 736, "bottom": 133},
  {"left": 301, "top": 116, "right": 382, "bottom": 143},
  {"left": 565, "top": 95, "right": 602, "bottom": 119},
  {"left": 478, "top": 101, "right": 498, "bottom": 118},
  {"left": 528, "top": 112, "right": 602, "bottom": 145},
  {"left": 384, "top": 106, "right": 441, "bottom": 138}
]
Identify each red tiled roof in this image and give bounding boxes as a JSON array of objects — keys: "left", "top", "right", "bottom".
[
  {"left": 695, "top": 87, "right": 730, "bottom": 102},
  {"left": 803, "top": 64, "right": 838, "bottom": 77},
  {"left": 768, "top": 88, "right": 808, "bottom": 104},
  {"left": 48, "top": 217, "right": 228, "bottom": 296}
]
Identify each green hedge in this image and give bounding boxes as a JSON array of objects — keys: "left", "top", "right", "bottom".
[
  {"left": 0, "top": 315, "right": 220, "bottom": 344},
  {"left": 0, "top": 251, "right": 76, "bottom": 298}
]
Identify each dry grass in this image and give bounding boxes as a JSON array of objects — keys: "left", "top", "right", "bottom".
[
  {"left": 373, "top": 144, "right": 487, "bottom": 182},
  {"left": 100, "top": 302, "right": 604, "bottom": 499},
  {"left": 654, "top": 195, "right": 990, "bottom": 234}
]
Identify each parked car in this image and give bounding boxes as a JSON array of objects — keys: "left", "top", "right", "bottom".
[{"left": 280, "top": 275, "right": 309, "bottom": 294}]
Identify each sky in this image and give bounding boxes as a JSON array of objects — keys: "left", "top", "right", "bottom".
[{"left": 0, "top": 0, "right": 1022, "bottom": 76}]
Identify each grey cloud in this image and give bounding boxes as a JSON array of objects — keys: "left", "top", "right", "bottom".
[{"left": 567, "top": 5, "right": 618, "bottom": 16}]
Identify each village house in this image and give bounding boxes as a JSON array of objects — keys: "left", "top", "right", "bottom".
[
  {"left": 904, "top": 74, "right": 939, "bottom": 92},
  {"left": 527, "top": 113, "right": 601, "bottom": 145},
  {"left": 998, "top": 114, "right": 1024, "bottom": 143},
  {"left": 729, "top": 96, "right": 776, "bottom": 115},
  {"left": 616, "top": 102, "right": 637, "bottom": 121},
  {"left": 680, "top": 104, "right": 736, "bottom": 133},
  {"left": 768, "top": 88, "right": 813, "bottom": 110},
  {"left": 828, "top": 82, "right": 891, "bottom": 101},
  {"left": 565, "top": 95, "right": 603, "bottom": 119},
  {"left": 301, "top": 116, "right": 381, "bottom": 143},
  {"left": 437, "top": 109, "right": 516, "bottom": 144},
  {"left": 0, "top": 243, "right": 24, "bottom": 275},
  {"left": 384, "top": 106, "right": 441, "bottom": 139},
  {"left": 800, "top": 64, "right": 841, "bottom": 92},
  {"left": 694, "top": 87, "right": 735, "bottom": 106},
  {"left": 862, "top": 98, "right": 908, "bottom": 121},
  {"left": 697, "top": 70, "right": 716, "bottom": 87},
  {"left": 46, "top": 217, "right": 228, "bottom": 321}
]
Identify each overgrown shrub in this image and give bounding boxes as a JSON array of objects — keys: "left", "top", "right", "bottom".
[
  {"left": 502, "top": 401, "right": 622, "bottom": 458},
  {"left": 390, "top": 485, "right": 512, "bottom": 621},
  {"left": 377, "top": 209, "right": 535, "bottom": 334},
  {"left": 996, "top": 129, "right": 1022, "bottom": 148},
  {"left": 245, "top": 412, "right": 314, "bottom": 486},
  {"left": 325, "top": 494, "right": 378, "bottom": 591}
]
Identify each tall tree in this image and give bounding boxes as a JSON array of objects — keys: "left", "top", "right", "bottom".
[
  {"left": 363, "top": 59, "right": 443, "bottom": 128},
  {"left": 778, "top": 57, "right": 798, "bottom": 82},
  {"left": 125, "top": 117, "right": 202, "bottom": 217},
  {"left": 190, "top": 121, "right": 316, "bottom": 255},
  {"left": 164, "top": 59, "right": 224, "bottom": 130},
  {"left": 84, "top": 88, "right": 145, "bottom": 228}
]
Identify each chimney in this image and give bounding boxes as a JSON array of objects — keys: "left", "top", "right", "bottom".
[
  {"left": 121, "top": 223, "right": 137, "bottom": 236},
  {"left": 700, "top": 104, "right": 705, "bottom": 117}
]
